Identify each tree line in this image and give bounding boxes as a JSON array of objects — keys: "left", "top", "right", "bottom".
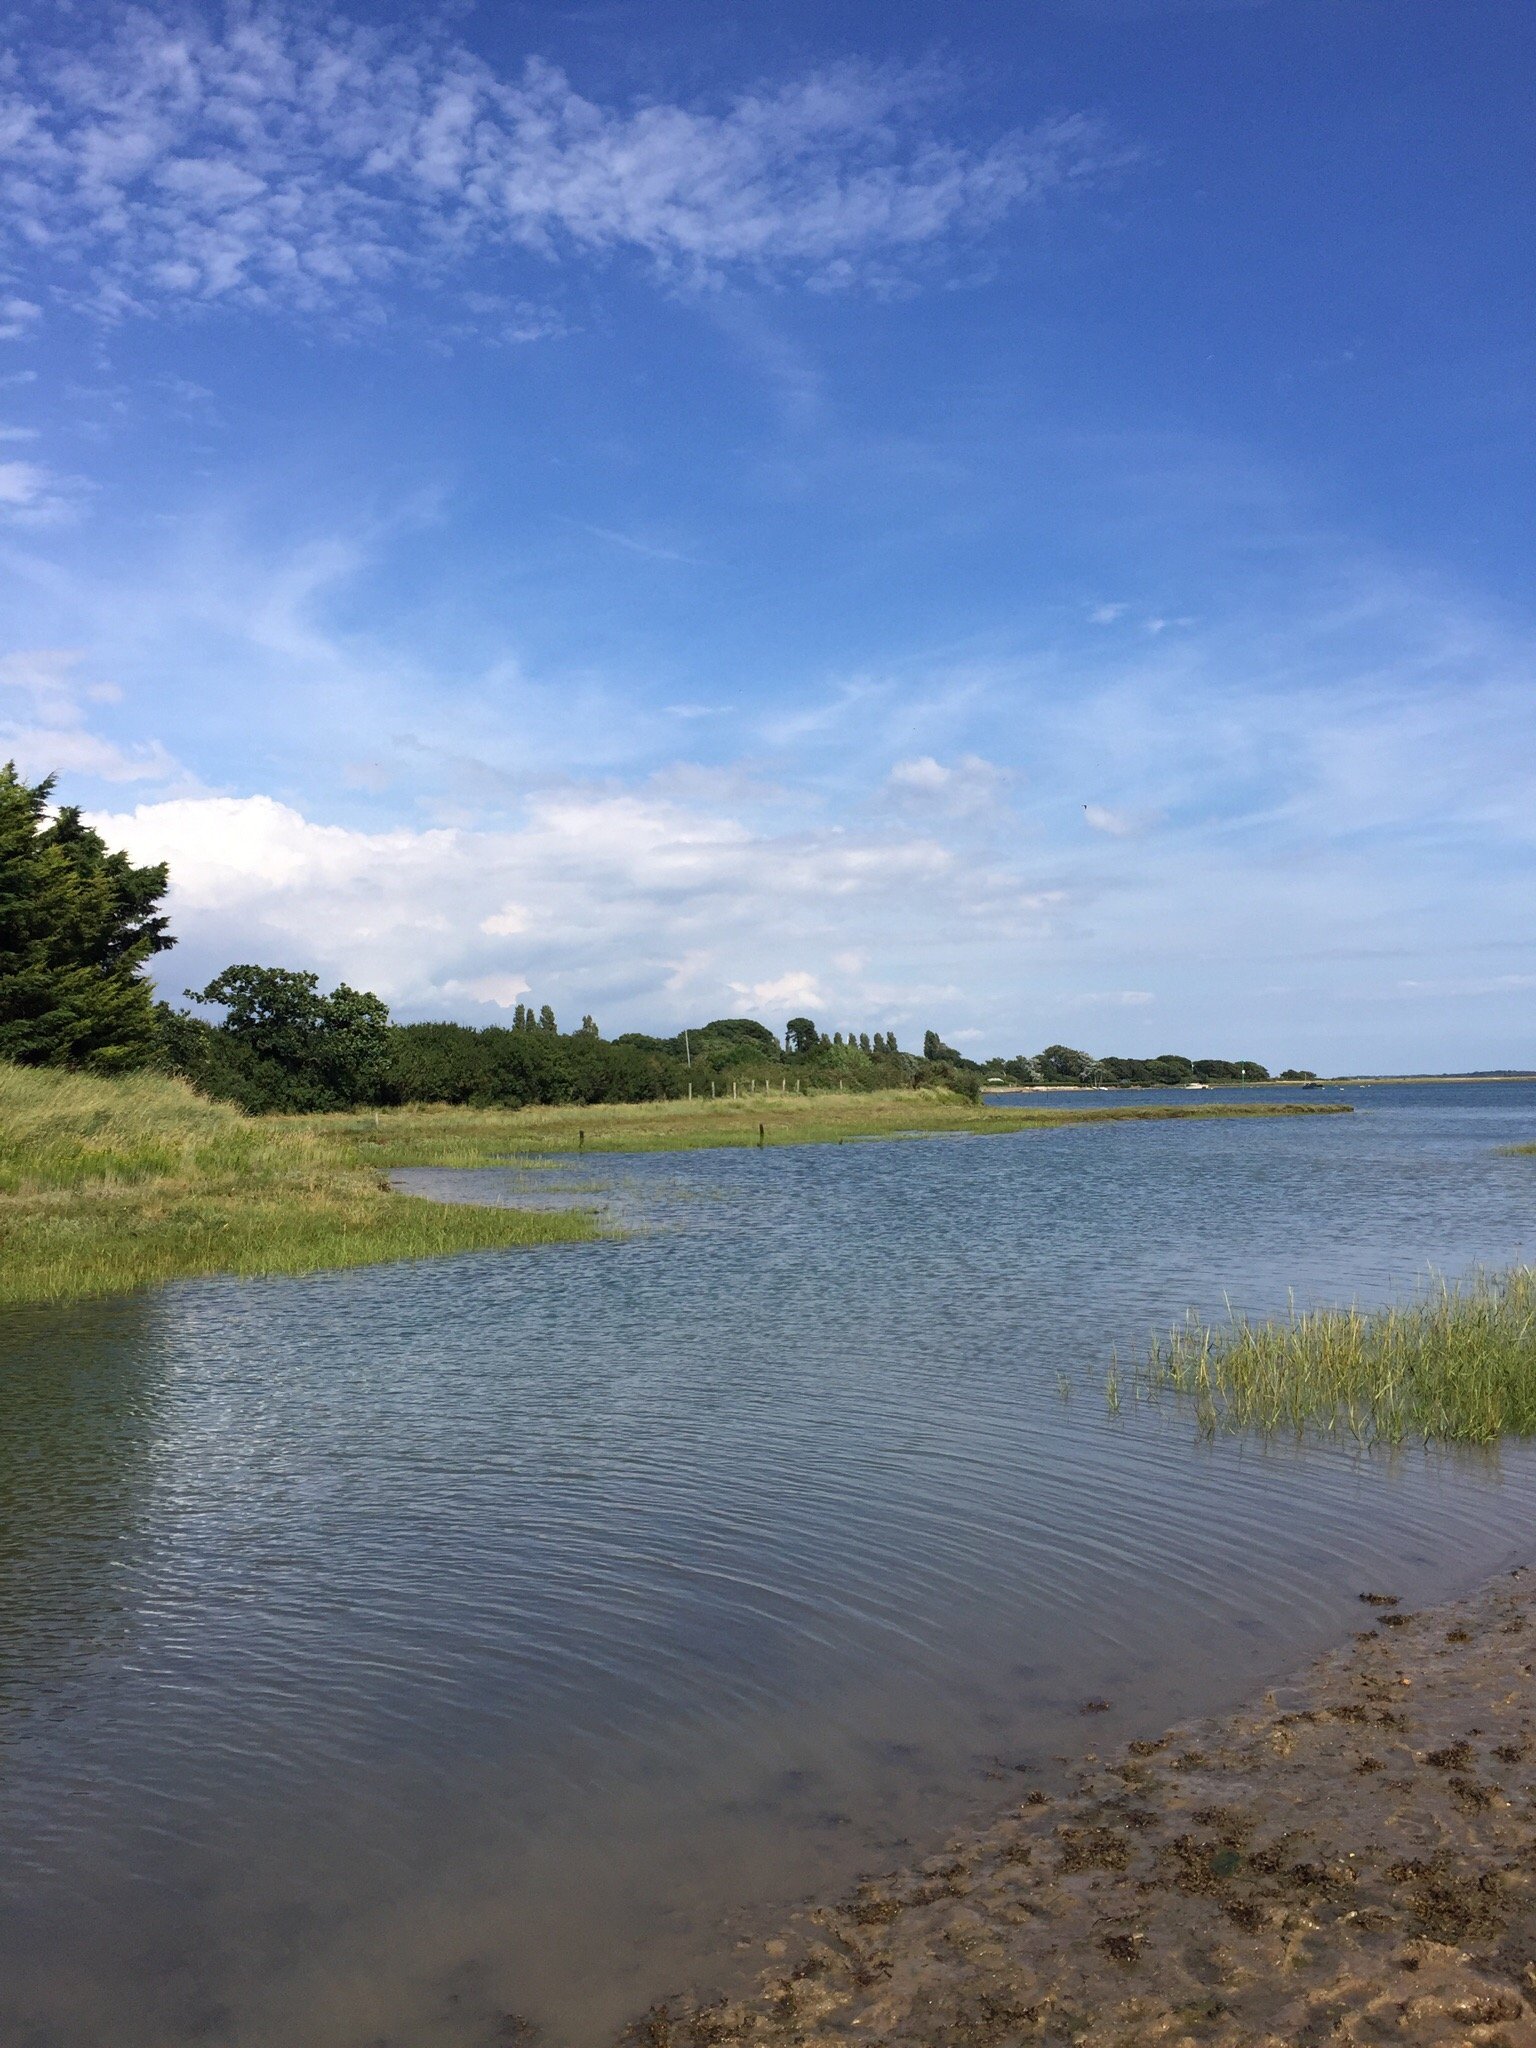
[{"left": 1, "top": 762, "right": 1307, "bottom": 1111}]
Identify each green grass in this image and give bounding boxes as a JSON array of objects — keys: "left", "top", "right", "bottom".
[
  {"left": 0, "top": 1065, "right": 599, "bottom": 1307},
  {"left": 1131, "top": 1266, "right": 1536, "bottom": 1443},
  {"left": 0, "top": 1066, "right": 1350, "bottom": 1308},
  {"left": 313, "top": 1089, "right": 1350, "bottom": 1163}
]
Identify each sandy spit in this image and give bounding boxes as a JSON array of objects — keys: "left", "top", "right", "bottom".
[{"left": 630, "top": 1570, "right": 1536, "bottom": 2048}]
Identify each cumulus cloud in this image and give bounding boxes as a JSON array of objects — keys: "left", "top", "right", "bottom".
[
  {"left": 440, "top": 973, "right": 529, "bottom": 1009},
  {"left": 85, "top": 787, "right": 994, "bottom": 1025},
  {"left": 0, "top": 7, "right": 1120, "bottom": 324},
  {"left": 729, "top": 970, "right": 826, "bottom": 1012}
]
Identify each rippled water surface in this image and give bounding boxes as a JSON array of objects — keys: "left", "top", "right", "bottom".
[{"left": 3, "top": 1083, "right": 1536, "bottom": 2045}]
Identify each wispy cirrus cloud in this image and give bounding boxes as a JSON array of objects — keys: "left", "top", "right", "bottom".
[
  {"left": 0, "top": 7, "right": 1121, "bottom": 327},
  {"left": 0, "top": 647, "right": 186, "bottom": 780},
  {"left": 0, "top": 457, "right": 78, "bottom": 524}
]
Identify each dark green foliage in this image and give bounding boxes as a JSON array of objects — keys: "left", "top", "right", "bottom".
[
  {"left": 0, "top": 761, "right": 173, "bottom": 1071},
  {"left": 995, "top": 1044, "right": 1275, "bottom": 1089},
  {"left": 174, "top": 964, "right": 394, "bottom": 1113},
  {"left": 1035, "top": 1042, "right": 1094, "bottom": 1084},
  {"left": 162, "top": 946, "right": 1288, "bottom": 1118},
  {"left": 390, "top": 1021, "right": 672, "bottom": 1107}
]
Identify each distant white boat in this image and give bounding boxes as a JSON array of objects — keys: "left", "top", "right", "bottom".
[{"left": 1183, "top": 1080, "right": 1209, "bottom": 1090}]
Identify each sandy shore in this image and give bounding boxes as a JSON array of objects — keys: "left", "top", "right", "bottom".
[{"left": 634, "top": 1569, "right": 1536, "bottom": 2047}]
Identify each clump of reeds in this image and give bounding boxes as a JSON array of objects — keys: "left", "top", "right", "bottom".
[{"left": 1137, "top": 1267, "right": 1536, "bottom": 1444}]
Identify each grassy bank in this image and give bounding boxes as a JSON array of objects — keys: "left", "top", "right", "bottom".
[
  {"left": 0, "top": 1065, "right": 600, "bottom": 1308},
  {"left": 314, "top": 1089, "right": 1349, "bottom": 1164},
  {"left": 0, "top": 1067, "right": 1349, "bottom": 1308},
  {"left": 1133, "top": 1265, "right": 1536, "bottom": 1443}
]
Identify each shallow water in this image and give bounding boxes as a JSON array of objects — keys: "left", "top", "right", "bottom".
[{"left": 2, "top": 1082, "right": 1535, "bottom": 2046}]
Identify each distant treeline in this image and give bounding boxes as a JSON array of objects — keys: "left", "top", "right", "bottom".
[
  {"left": 157, "top": 966, "right": 1303, "bottom": 1114},
  {"left": 991, "top": 1044, "right": 1314, "bottom": 1088},
  {"left": 1, "top": 763, "right": 1311, "bottom": 1112},
  {"left": 161, "top": 972, "right": 966, "bottom": 1112}
]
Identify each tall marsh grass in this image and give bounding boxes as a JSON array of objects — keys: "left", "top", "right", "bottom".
[
  {"left": 1140, "top": 1267, "right": 1536, "bottom": 1443},
  {"left": 0, "top": 1064, "right": 598, "bottom": 1308}
]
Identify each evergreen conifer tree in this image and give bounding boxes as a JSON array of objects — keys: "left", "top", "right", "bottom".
[{"left": 0, "top": 762, "right": 174, "bottom": 1069}]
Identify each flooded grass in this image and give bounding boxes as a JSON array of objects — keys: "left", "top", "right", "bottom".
[
  {"left": 0, "top": 1064, "right": 1349, "bottom": 1306},
  {"left": 1138, "top": 1266, "right": 1536, "bottom": 1443}
]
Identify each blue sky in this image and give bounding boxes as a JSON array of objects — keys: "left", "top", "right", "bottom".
[{"left": 0, "top": 0, "right": 1531, "bottom": 1070}]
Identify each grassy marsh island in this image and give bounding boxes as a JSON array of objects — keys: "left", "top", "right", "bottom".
[
  {"left": 1131, "top": 1265, "right": 1536, "bottom": 1444},
  {"left": 0, "top": 1063, "right": 1351, "bottom": 1307}
]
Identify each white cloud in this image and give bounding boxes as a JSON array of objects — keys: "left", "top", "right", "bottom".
[
  {"left": 888, "top": 755, "right": 950, "bottom": 793},
  {"left": 1396, "top": 975, "right": 1536, "bottom": 999},
  {"left": 85, "top": 788, "right": 990, "bottom": 1027},
  {"left": 0, "top": 297, "right": 41, "bottom": 340},
  {"left": 0, "top": 462, "right": 41, "bottom": 503},
  {"left": 1087, "top": 602, "right": 1126, "bottom": 624},
  {"left": 440, "top": 974, "right": 529, "bottom": 1009},
  {"left": 480, "top": 903, "right": 529, "bottom": 936},
  {"left": 1067, "top": 989, "right": 1156, "bottom": 1007},
  {"left": 1082, "top": 801, "right": 1139, "bottom": 836},
  {"left": 0, "top": 10, "right": 1119, "bottom": 324},
  {"left": 569, "top": 520, "right": 699, "bottom": 564},
  {"left": 887, "top": 751, "right": 1009, "bottom": 814},
  {"left": 0, "top": 459, "right": 63, "bottom": 519},
  {"left": 730, "top": 971, "right": 826, "bottom": 1013}
]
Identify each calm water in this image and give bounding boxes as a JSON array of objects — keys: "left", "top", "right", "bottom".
[{"left": 3, "top": 1084, "right": 1536, "bottom": 2045}]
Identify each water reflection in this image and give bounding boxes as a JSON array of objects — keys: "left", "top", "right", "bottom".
[
  {"left": 0, "top": 1295, "right": 171, "bottom": 1723},
  {"left": 0, "top": 1084, "right": 1534, "bottom": 2045}
]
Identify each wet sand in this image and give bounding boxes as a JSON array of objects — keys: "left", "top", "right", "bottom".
[{"left": 636, "top": 1568, "right": 1536, "bottom": 2047}]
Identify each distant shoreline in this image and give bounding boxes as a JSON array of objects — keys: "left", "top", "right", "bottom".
[
  {"left": 985, "top": 1074, "right": 1536, "bottom": 1091},
  {"left": 1324, "top": 1072, "right": 1536, "bottom": 1085}
]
